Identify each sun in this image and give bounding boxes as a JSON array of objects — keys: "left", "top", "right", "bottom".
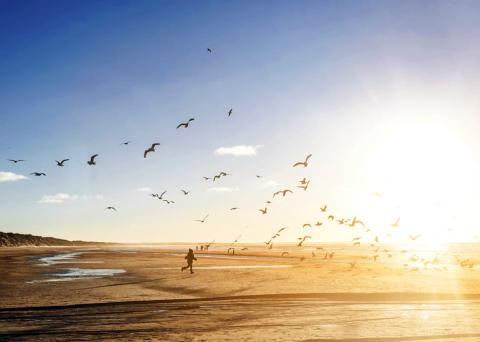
[{"left": 364, "top": 122, "right": 474, "bottom": 249}]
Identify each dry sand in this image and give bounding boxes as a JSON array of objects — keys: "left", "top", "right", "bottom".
[{"left": 1, "top": 244, "right": 480, "bottom": 341}]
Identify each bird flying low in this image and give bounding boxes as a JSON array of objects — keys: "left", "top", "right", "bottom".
[
  {"left": 195, "top": 214, "right": 209, "bottom": 223},
  {"left": 297, "top": 235, "right": 311, "bottom": 247},
  {"left": 292, "top": 154, "right": 312, "bottom": 168},
  {"left": 176, "top": 118, "right": 195, "bottom": 129},
  {"left": 55, "top": 159, "right": 70, "bottom": 167},
  {"left": 144, "top": 143, "right": 160, "bottom": 158},
  {"left": 87, "top": 154, "right": 98, "bottom": 165},
  {"left": 7, "top": 159, "right": 25, "bottom": 163},
  {"left": 30, "top": 172, "right": 46, "bottom": 176},
  {"left": 349, "top": 216, "right": 366, "bottom": 228}
]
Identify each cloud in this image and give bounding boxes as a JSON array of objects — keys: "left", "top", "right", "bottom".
[
  {"left": 0, "top": 171, "right": 28, "bottom": 182},
  {"left": 208, "top": 187, "right": 240, "bottom": 192},
  {"left": 136, "top": 187, "right": 152, "bottom": 192},
  {"left": 38, "top": 193, "right": 78, "bottom": 204},
  {"left": 263, "top": 180, "right": 279, "bottom": 188},
  {"left": 214, "top": 145, "right": 261, "bottom": 156}
]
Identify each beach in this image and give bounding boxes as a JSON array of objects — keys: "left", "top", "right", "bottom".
[{"left": 1, "top": 244, "right": 480, "bottom": 341}]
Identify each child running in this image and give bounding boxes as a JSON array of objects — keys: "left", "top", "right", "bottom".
[{"left": 181, "top": 248, "right": 197, "bottom": 274}]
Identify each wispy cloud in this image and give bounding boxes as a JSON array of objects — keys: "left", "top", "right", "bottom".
[
  {"left": 38, "top": 193, "right": 78, "bottom": 204},
  {"left": 214, "top": 145, "right": 261, "bottom": 156},
  {"left": 208, "top": 187, "right": 240, "bottom": 192},
  {"left": 0, "top": 171, "right": 28, "bottom": 182},
  {"left": 263, "top": 180, "right": 278, "bottom": 188},
  {"left": 136, "top": 187, "right": 152, "bottom": 192}
]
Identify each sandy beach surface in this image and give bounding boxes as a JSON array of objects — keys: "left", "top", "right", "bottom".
[{"left": 1, "top": 244, "right": 480, "bottom": 341}]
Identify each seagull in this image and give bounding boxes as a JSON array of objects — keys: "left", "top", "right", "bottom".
[
  {"left": 277, "top": 227, "right": 287, "bottom": 233},
  {"left": 230, "top": 207, "right": 239, "bottom": 211},
  {"left": 273, "top": 189, "right": 293, "bottom": 198},
  {"left": 30, "top": 172, "right": 46, "bottom": 176},
  {"left": 120, "top": 141, "right": 131, "bottom": 146},
  {"left": 302, "top": 223, "right": 312, "bottom": 228},
  {"left": 327, "top": 215, "right": 335, "bottom": 221},
  {"left": 228, "top": 108, "right": 233, "bottom": 117},
  {"left": 7, "top": 159, "right": 25, "bottom": 163},
  {"left": 55, "top": 159, "right": 70, "bottom": 167},
  {"left": 181, "top": 190, "right": 190, "bottom": 195},
  {"left": 409, "top": 234, "right": 421, "bottom": 241},
  {"left": 259, "top": 208, "right": 268, "bottom": 215},
  {"left": 297, "top": 180, "right": 310, "bottom": 191},
  {"left": 87, "top": 154, "right": 98, "bottom": 165},
  {"left": 158, "top": 191, "right": 167, "bottom": 200},
  {"left": 203, "top": 177, "right": 211, "bottom": 181},
  {"left": 320, "top": 205, "right": 327, "bottom": 212},
  {"left": 297, "top": 235, "right": 311, "bottom": 247},
  {"left": 349, "top": 216, "right": 366, "bottom": 228},
  {"left": 105, "top": 206, "right": 117, "bottom": 211},
  {"left": 176, "top": 118, "right": 195, "bottom": 129},
  {"left": 315, "top": 222, "right": 323, "bottom": 227},
  {"left": 292, "top": 154, "right": 312, "bottom": 168},
  {"left": 265, "top": 201, "right": 271, "bottom": 204},
  {"left": 391, "top": 218, "right": 400, "bottom": 228},
  {"left": 207, "top": 47, "right": 212, "bottom": 53},
  {"left": 337, "top": 218, "right": 346, "bottom": 225},
  {"left": 195, "top": 214, "right": 209, "bottom": 223},
  {"left": 299, "top": 178, "right": 308, "bottom": 185},
  {"left": 144, "top": 143, "right": 160, "bottom": 158},
  {"left": 163, "top": 199, "right": 175, "bottom": 204},
  {"left": 256, "top": 175, "right": 262, "bottom": 178}
]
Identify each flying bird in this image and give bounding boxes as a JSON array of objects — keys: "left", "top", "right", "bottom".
[
  {"left": 105, "top": 206, "right": 117, "bottom": 211},
  {"left": 176, "top": 118, "right": 195, "bottom": 129},
  {"left": 350, "top": 216, "right": 366, "bottom": 228},
  {"left": 158, "top": 191, "right": 167, "bottom": 200},
  {"left": 391, "top": 218, "right": 400, "bottom": 228},
  {"left": 228, "top": 108, "right": 233, "bottom": 117},
  {"left": 409, "top": 234, "right": 421, "bottom": 241},
  {"left": 163, "top": 199, "right": 175, "bottom": 204},
  {"left": 320, "top": 205, "right": 327, "bottom": 212},
  {"left": 87, "top": 154, "right": 98, "bottom": 165},
  {"left": 297, "top": 235, "right": 311, "bottom": 247},
  {"left": 302, "top": 223, "right": 312, "bottom": 228},
  {"left": 259, "top": 208, "right": 268, "bottom": 215},
  {"left": 297, "top": 181, "right": 310, "bottom": 191},
  {"left": 30, "top": 172, "right": 46, "bottom": 176},
  {"left": 121, "top": 141, "right": 131, "bottom": 146},
  {"left": 195, "top": 214, "right": 209, "bottom": 223},
  {"left": 7, "top": 159, "right": 25, "bottom": 163},
  {"left": 181, "top": 190, "right": 190, "bottom": 195},
  {"left": 144, "top": 143, "right": 160, "bottom": 158},
  {"left": 230, "top": 207, "right": 239, "bottom": 211},
  {"left": 273, "top": 189, "right": 293, "bottom": 198},
  {"left": 256, "top": 175, "right": 262, "bottom": 178},
  {"left": 328, "top": 215, "right": 335, "bottom": 221},
  {"left": 207, "top": 47, "right": 212, "bottom": 53},
  {"left": 293, "top": 154, "right": 312, "bottom": 168},
  {"left": 203, "top": 177, "right": 211, "bottom": 181},
  {"left": 315, "top": 222, "right": 323, "bottom": 227},
  {"left": 55, "top": 159, "right": 70, "bottom": 167}
]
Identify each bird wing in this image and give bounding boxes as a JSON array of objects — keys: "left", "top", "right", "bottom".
[
  {"left": 61, "top": 159, "right": 69, "bottom": 163},
  {"left": 305, "top": 154, "right": 312, "bottom": 162},
  {"left": 176, "top": 123, "right": 187, "bottom": 129},
  {"left": 292, "top": 161, "right": 303, "bottom": 167}
]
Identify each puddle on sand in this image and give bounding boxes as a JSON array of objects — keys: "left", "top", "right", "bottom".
[{"left": 28, "top": 252, "right": 125, "bottom": 284}]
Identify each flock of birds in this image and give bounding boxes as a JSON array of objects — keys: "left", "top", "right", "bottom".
[{"left": 4, "top": 47, "right": 476, "bottom": 272}]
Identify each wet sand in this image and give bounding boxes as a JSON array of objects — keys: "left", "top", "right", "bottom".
[{"left": 1, "top": 245, "right": 480, "bottom": 341}]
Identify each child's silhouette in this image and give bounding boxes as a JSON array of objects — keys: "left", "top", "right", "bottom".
[{"left": 181, "top": 248, "right": 197, "bottom": 274}]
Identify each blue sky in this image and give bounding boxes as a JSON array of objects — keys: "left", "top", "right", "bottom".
[{"left": 1, "top": 0, "right": 480, "bottom": 244}]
